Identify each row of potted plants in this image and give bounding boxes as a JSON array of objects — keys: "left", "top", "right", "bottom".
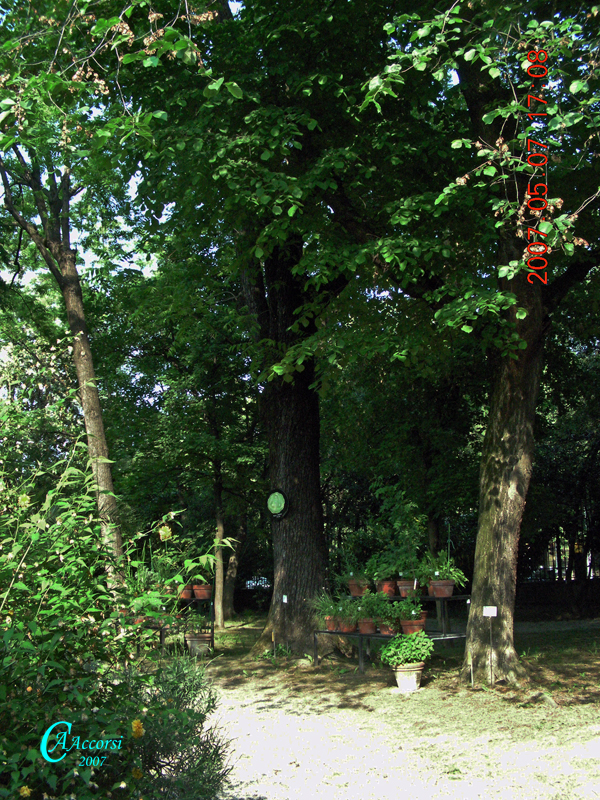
[
  {"left": 312, "top": 591, "right": 427, "bottom": 636},
  {"left": 343, "top": 551, "right": 467, "bottom": 598}
]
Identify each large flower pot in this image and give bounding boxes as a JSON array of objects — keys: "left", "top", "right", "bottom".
[
  {"left": 193, "top": 584, "right": 212, "bottom": 600},
  {"left": 348, "top": 578, "right": 369, "bottom": 597},
  {"left": 400, "top": 618, "right": 426, "bottom": 635},
  {"left": 338, "top": 620, "right": 357, "bottom": 634},
  {"left": 378, "top": 622, "right": 394, "bottom": 635},
  {"left": 358, "top": 618, "right": 377, "bottom": 635},
  {"left": 427, "top": 583, "right": 435, "bottom": 596},
  {"left": 185, "top": 633, "right": 212, "bottom": 657},
  {"left": 397, "top": 579, "right": 418, "bottom": 597},
  {"left": 392, "top": 662, "right": 425, "bottom": 693},
  {"left": 376, "top": 580, "right": 397, "bottom": 598},
  {"left": 325, "top": 616, "right": 338, "bottom": 631},
  {"left": 179, "top": 585, "right": 194, "bottom": 600},
  {"left": 430, "top": 580, "right": 455, "bottom": 598}
]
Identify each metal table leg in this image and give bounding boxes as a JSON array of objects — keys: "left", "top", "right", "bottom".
[{"left": 359, "top": 635, "right": 364, "bottom": 674}]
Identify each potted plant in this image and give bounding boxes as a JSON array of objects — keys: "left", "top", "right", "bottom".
[
  {"left": 365, "top": 552, "right": 399, "bottom": 597},
  {"left": 185, "top": 630, "right": 212, "bottom": 657},
  {"left": 310, "top": 593, "right": 340, "bottom": 631},
  {"left": 355, "top": 590, "right": 388, "bottom": 634},
  {"left": 340, "top": 569, "right": 370, "bottom": 597},
  {"left": 380, "top": 631, "right": 435, "bottom": 692},
  {"left": 421, "top": 553, "right": 467, "bottom": 597},
  {"left": 335, "top": 597, "right": 359, "bottom": 633},
  {"left": 396, "top": 595, "right": 426, "bottom": 634},
  {"left": 192, "top": 580, "right": 213, "bottom": 600}
]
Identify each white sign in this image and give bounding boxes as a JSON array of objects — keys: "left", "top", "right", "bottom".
[
  {"left": 482, "top": 606, "right": 497, "bottom": 617},
  {"left": 282, "top": 595, "right": 288, "bottom": 604}
]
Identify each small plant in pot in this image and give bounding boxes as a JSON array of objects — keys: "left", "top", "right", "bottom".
[
  {"left": 334, "top": 597, "right": 359, "bottom": 633},
  {"left": 380, "top": 631, "right": 435, "bottom": 692},
  {"left": 420, "top": 553, "right": 467, "bottom": 597},
  {"left": 396, "top": 594, "right": 426, "bottom": 634},
  {"left": 310, "top": 593, "right": 340, "bottom": 631},
  {"left": 365, "top": 552, "right": 399, "bottom": 597},
  {"left": 355, "top": 590, "right": 389, "bottom": 634},
  {"left": 340, "top": 569, "right": 370, "bottom": 597}
]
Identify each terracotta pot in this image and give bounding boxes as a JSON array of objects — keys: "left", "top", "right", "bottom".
[
  {"left": 348, "top": 578, "right": 369, "bottom": 597},
  {"left": 325, "top": 615, "right": 338, "bottom": 631},
  {"left": 378, "top": 622, "right": 394, "bottom": 635},
  {"left": 427, "top": 583, "right": 435, "bottom": 596},
  {"left": 185, "top": 633, "right": 211, "bottom": 657},
  {"left": 338, "top": 620, "right": 357, "bottom": 633},
  {"left": 430, "top": 580, "right": 455, "bottom": 598},
  {"left": 392, "top": 662, "right": 425, "bottom": 693},
  {"left": 179, "top": 585, "right": 194, "bottom": 600},
  {"left": 397, "top": 579, "right": 419, "bottom": 597},
  {"left": 376, "top": 580, "right": 397, "bottom": 598},
  {"left": 400, "top": 618, "right": 426, "bottom": 635},
  {"left": 193, "top": 584, "right": 212, "bottom": 600},
  {"left": 358, "top": 618, "right": 377, "bottom": 634}
]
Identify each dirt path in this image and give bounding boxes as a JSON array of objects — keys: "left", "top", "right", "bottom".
[{"left": 210, "top": 622, "right": 600, "bottom": 800}]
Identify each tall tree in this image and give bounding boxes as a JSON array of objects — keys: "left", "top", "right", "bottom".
[
  {"left": 0, "top": 2, "right": 129, "bottom": 561},
  {"left": 360, "top": 0, "right": 600, "bottom": 682}
]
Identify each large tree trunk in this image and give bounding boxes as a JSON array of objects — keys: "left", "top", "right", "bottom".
[
  {"left": 461, "top": 259, "right": 545, "bottom": 685},
  {"left": 254, "top": 354, "right": 327, "bottom": 653},
  {"left": 241, "top": 238, "right": 333, "bottom": 655},
  {"left": 222, "top": 514, "right": 247, "bottom": 620}
]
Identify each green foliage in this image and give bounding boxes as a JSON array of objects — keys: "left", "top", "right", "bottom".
[
  {"left": 354, "top": 590, "right": 390, "bottom": 621},
  {"left": 0, "top": 456, "right": 230, "bottom": 799},
  {"left": 419, "top": 552, "right": 468, "bottom": 587},
  {"left": 380, "top": 631, "right": 435, "bottom": 667},
  {"left": 395, "top": 594, "right": 423, "bottom": 621},
  {"left": 309, "top": 593, "right": 339, "bottom": 624}
]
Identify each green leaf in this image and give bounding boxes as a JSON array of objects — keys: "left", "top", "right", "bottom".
[
  {"left": 569, "top": 80, "right": 588, "bottom": 94},
  {"left": 515, "top": 308, "right": 527, "bottom": 319},
  {"left": 488, "top": 67, "right": 501, "bottom": 79},
  {"left": 260, "top": 150, "right": 272, "bottom": 160},
  {"left": 288, "top": 204, "right": 298, "bottom": 217},
  {"left": 498, "top": 266, "right": 510, "bottom": 278},
  {"left": 483, "top": 166, "right": 497, "bottom": 177},
  {"left": 461, "top": 325, "right": 474, "bottom": 333},
  {"left": 464, "top": 49, "right": 477, "bottom": 62},
  {"left": 153, "top": 111, "right": 168, "bottom": 121},
  {"left": 226, "top": 82, "right": 243, "bottom": 99},
  {"left": 143, "top": 56, "right": 160, "bottom": 68}
]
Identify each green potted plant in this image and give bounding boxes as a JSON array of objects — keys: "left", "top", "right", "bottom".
[
  {"left": 310, "top": 593, "right": 340, "bottom": 631},
  {"left": 334, "top": 596, "right": 359, "bottom": 633},
  {"left": 421, "top": 553, "right": 467, "bottom": 597},
  {"left": 380, "top": 631, "right": 435, "bottom": 692},
  {"left": 396, "top": 594, "right": 425, "bottom": 634},
  {"left": 365, "top": 551, "right": 399, "bottom": 596},
  {"left": 355, "top": 590, "right": 388, "bottom": 634},
  {"left": 395, "top": 536, "right": 420, "bottom": 596},
  {"left": 339, "top": 568, "right": 370, "bottom": 597}
]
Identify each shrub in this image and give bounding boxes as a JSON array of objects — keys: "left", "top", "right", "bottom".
[{"left": 0, "top": 458, "right": 231, "bottom": 799}]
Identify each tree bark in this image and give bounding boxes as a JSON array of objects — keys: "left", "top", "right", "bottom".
[
  {"left": 214, "top": 462, "right": 225, "bottom": 629},
  {"left": 58, "top": 249, "right": 123, "bottom": 564},
  {"left": 461, "top": 261, "right": 545, "bottom": 685},
  {"left": 222, "top": 513, "right": 247, "bottom": 620},
  {"left": 241, "top": 238, "right": 334, "bottom": 655},
  {"left": 0, "top": 155, "right": 123, "bottom": 566}
]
